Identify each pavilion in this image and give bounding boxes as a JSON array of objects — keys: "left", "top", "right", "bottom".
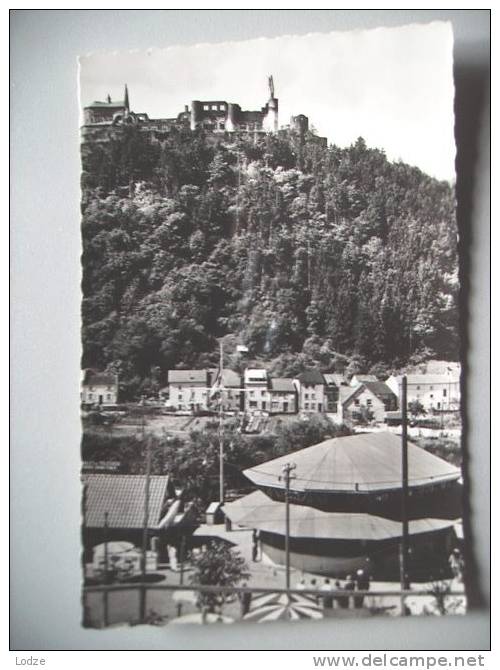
[{"left": 224, "top": 432, "right": 462, "bottom": 580}]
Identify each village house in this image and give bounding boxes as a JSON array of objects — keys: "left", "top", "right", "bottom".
[
  {"left": 386, "top": 373, "right": 460, "bottom": 412},
  {"left": 208, "top": 368, "right": 243, "bottom": 412},
  {"left": 323, "top": 373, "right": 343, "bottom": 414},
  {"left": 81, "top": 369, "right": 119, "bottom": 406},
  {"left": 244, "top": 368, "right": 269, "bottom": 412},
  {"left": 268, "top": 378, "right": 297, "bottom": 414},
  {"left": 341, "top": 381, "right": 398, "bottom": 423},
  {"left": 167, "top": 369, "right": 210, "bottom": 411},
  {"left": 294, "top": 369, "right": 327, "bottom": 413}
]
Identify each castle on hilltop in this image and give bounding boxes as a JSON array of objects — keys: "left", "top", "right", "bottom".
[{"left": 82, "top": 77, "right": 327, "bottom": 146}]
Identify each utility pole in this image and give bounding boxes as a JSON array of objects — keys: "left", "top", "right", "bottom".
[
  {"left": 280, "top": 462, "right": 296, "bottom": 592},
  {"left": 400, "top": 376, "right": 410, "bottom": 616},
  {"left": 140, "top": 400, "right": 151, "bottom": 623},
  {"left": 219, "top": 341, "right": 225, "bottom": 505},
  {"left": 103, "top": 511, "right": 109, "bottom": 627}
]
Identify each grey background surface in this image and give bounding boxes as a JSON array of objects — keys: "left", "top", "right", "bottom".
[{"left": 10, "top": 9, "right": 490, "bottom": 650}]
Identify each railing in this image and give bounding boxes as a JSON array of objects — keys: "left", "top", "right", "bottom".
[{"left": 82, "top": 582, "right": 466, "bottom": 628}]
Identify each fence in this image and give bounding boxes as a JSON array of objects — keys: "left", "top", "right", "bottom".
[{"left": 82, "top": 582, "right": 466, "bottom": 628}]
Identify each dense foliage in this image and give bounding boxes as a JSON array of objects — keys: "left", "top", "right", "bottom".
[{"left": 81, "top": 126, "right": 458, "bottom": 398}]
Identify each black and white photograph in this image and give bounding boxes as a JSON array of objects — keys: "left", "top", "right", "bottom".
[{"left": 76, "top": 21, "right": 470, "bottom": 629}]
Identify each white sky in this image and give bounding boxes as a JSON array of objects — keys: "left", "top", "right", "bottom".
[{"left": 79, "top": 22, "right": 455, "bottom": 182}]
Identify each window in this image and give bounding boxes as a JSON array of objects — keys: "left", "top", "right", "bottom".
[
  {"left": 430, "top": 394, "right": 434, "bottom": 399},
  {"left": 211, "top": 104, "right": 218, "bottom": 110},
  {"left": 88, "top": 393, "right": 93, "bottom": 400},
  {"left": 354, "top": 399, "right": 360, "bottom": 406},
  {"left": 366, "top": 399, "right": 372, "bottom": 406},
  {"left": 416, "top": 386, "right": 420, "bottom": 390},
  {"left": 203, "top": 104, "right": 209, "bottom": 110},
  {"left": 304, "top": 403, "right": 309, "bottom": 410},
  {"left": 443, "top": 389, "right": 447, "bottom": 397},
  {"left": 107, "top": 394, "right": 111, "bottom": 401},
  {"left": 430, "top": 386, "right": 434, "bottom": 390},
  {"left": 249, "top": 390, "right": 255, "bottom": 397},
  {"left": 311, "top": 393, "right": 316, "bottom": 400},
  {"left": 304, "top": 393, "right": 309, "bottom": 399}
]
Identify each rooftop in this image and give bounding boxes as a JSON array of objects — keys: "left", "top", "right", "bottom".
[
  {"left": 269, "top": 378, "right": 295, "bottom": 393},
  {"left": 225, "top": 490, "right": 455, "bottom": 541},
  {"left": 244, "top": 432, "right": 461, "bottom": 494},
  {"left": 297, "top": 369, "right": 325, "bottom": 385},
  {"left": 82, "top": 474, "right": 170, "bottom": 529},
  {"left": 82, "top": 369, "right": 117, "bottom": 386},
  {"left": 168, "top": 369, "right": 208, "bottom": 384}
]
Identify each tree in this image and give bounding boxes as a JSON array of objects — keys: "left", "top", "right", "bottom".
[
  {"left": 189, "top": 541, "right": 250, "bottom": 613},
  {"left": 408, "top": 400, "right": 426, "bottom": 417}
]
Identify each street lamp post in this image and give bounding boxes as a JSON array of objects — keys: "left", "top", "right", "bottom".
[
  {"left": 280, "top": 462, "right": 296, "bottom": 592},
  {"left": 400, "top": 376, "right": 410, "bottom": 616}
]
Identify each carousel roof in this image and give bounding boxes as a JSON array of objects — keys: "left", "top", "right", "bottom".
[
  {"left": 224, "top": 490, "right": 455, "bottom": 541},
  {"left": 243, "top": 432, "right": 460, "bottom": 494}
]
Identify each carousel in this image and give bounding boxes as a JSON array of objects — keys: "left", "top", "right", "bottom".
[{"left": 224, "top": 432, "right": 462, "bottom": 581}]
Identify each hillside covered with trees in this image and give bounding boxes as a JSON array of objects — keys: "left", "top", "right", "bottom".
[{"left": 81, "top": 126, "right": 459, "bottom": 398}]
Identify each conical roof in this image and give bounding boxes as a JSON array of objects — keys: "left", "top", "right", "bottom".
[
  {"left": 243, "top": 432, "right": 460, "bottom": 494},
  {"left": 225, "top": 490, "right": 455, "bottom": 541}
]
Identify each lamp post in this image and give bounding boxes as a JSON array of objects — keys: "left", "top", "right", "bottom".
[
  {"left": 139, "top": 396, "right": 151, "bottom": 623},
  {"left": 280, "top": 462, "right": 296, "bottom": 592},
  {"left": 400, "top": 376, "right": 410, "bottom": 616}
]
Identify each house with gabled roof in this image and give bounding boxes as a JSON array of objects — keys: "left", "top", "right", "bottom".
[
  {"left": 167, "top": 369, "right": 210, "bottom": 411},
  {"left": 269, "top": 378, "right": 297, "bottom": 414},
  {"left": 294, "top": 368, "right": 326, "bottom": 413},
  {"left": 81, "top": 369, "right": 119, "bottom": 406},
  {"left": 341, "top": 381, "right": 397, "bottom": 423}
]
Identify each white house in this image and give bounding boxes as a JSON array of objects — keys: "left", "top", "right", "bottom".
[
  {"left": 386, "top": 373, "right": 460, "bottom": 412},
  {"left": 167, "top": 369, "right": 210, "bottom": 411},
  {"left": 81, "top": 369, "right": 119, "bottom": 406},
  {"left": 244, "top": 368, "right": 269, "bottom": 412},
  {"left": 294, "top": 369, "right": 327, "bottom": 413},
  {"left": 341, "top": 382, "right": 398, "bottom": 423}
]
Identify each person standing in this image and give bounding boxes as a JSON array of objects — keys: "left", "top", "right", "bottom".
[
  {"left": 344, "top": 574, "right": 355, "bottom": 609},
  {"left": 321, "top": 578, "right": 334, "bottom": 609},
  {"left": 239, "top": 582, "right": 252, "bottom": 617},
  {"left": 354, "top": 568, "right": 370, "bottom": 608}
]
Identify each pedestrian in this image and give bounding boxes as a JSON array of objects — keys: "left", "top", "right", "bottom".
[
  {"left": 239, "top": 582, "right": 252, "bottom": 617},
  {"left": 321, "top": 578, "right": 334, "bottom": 609},
  {"left": 344, "top": 574, "right": 355, "bottom": 609},
  {"left": 448, "top": 548, "right": 463, "bottom": 582},
  {"left": 354, "top": 568, "right": 370, "bottom": 608},
  {"left": 252, "top": 529, "right": 260, "bottom": 562},
  {"left": 334, "top": 579, "right": 348, "bottom": 609}
]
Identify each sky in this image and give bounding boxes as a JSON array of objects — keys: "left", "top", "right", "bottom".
[{"left": 79, "top": 22, "right": 455, "bottom": 182}]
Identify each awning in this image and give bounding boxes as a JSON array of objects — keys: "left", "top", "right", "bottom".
[{"left": 225, "top": 491, "right": 455, "bottom": 541}]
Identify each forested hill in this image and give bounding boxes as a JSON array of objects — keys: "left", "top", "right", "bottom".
[{"left": 81, "top": 126, "right": 459, "bottom": 398}]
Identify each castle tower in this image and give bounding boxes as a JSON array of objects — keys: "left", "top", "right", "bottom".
[
  {"left": 124, "top": 84, "right": 130, "bottom": 114},
  {"left": 263, "top": 75, "right": 279, "bottom": 132}
]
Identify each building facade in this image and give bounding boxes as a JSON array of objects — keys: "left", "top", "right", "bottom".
[
  {"left": 167, "top": 369, "right": 210, "bottom": 411},
  {"left": 244, "top": 368, "right": 269, "bottom": 412},
  {"left": 269, "top": 378, "right": 297, "bottom": 414},
  {"left": 294, "top": 369, "right": 327, "bottom": 413},
  {"left": 386, "top": 373, "right": 460, "bottom": 412},
  {"left": 81, "top": 370, "right": 119, "bottom": 406}
]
